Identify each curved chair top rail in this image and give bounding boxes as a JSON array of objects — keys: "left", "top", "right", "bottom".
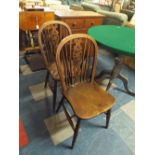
[
  {"left": 38, "top": 20, "right": 72, "bottom": 67},
  {"left": 56, "top": 33, "right": 99, "bottom": 92}
]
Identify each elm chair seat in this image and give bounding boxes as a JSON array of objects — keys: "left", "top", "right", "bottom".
[{"left": 64, "top": 82, "right": 115, "bottom": 119}]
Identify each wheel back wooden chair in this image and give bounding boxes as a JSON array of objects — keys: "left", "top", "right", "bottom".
[
  {"left": 56, "top": 34, "right": 115, "bottom": 148},
  {"left": 38, "top": 20, "right": 72, "bottom": 111}
]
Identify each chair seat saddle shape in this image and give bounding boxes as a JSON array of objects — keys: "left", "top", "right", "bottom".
[
  {"left": 56, "top": 33, "right": 116, "bottom": 148},
  {"left": 64, "top": 82, "right": 115, "bottom": 119}
]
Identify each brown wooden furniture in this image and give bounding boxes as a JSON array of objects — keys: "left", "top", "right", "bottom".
[
  {"left": 56, "top": 34, "right": 115, "bottom": 148},
  {"left": 19, "top": 9, "right": 55, "bottom": 52},
  {"left": 19, "top": 9, "right": 55, "bottom": 71},
  {"left": 55, "top": 10, "right": 104, "bottom": 33},
  {"left": 38, "top": 20, "right": 72, "bottom": 111}
]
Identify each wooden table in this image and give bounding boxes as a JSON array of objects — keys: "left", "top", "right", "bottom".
[
  {"left": 19, "top": 7, "right": 55, "bottom": 50},
  {"left": 19, "top": 7, "right": 55, "bottom": 31},
  {"left": 55, "top": 10, "right": 105, "bottom": 33},
  {"left": 19, "top": 7, "right": 55, "bottom": 71},
  {"left": 88, "top": 25, "right": 135, "bottom": 96}
]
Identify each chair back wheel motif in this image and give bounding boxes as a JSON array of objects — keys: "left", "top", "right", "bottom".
[
  {"left": 56, "top": 33, "right": 98, "bottom": 91},
  {"left": 38, "top": 21, "right": 72, "bottom": 68}
]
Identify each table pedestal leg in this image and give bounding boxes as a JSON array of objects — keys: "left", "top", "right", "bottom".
[
  {"left": 95, "top": 70, "right": 111, "bottom": 84},
  {"left": 96, "top": 56, "right": 135, "bottom": 96},
  {"left": 106, "top": 57, "right": 122, "bottom": 91},
  {"left": 117, "top": 74, "right": 135, "bottom": 96}
]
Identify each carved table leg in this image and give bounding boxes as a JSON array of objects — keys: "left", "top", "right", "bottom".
[
  {"left": 96, "top": 56, "right": 135, "bottom": 96},
  {"left": 106, "top": 57, "right": 122, "bottom": 91},
  {"left": 117, "top": 74, "right": 135, "bottom": 96}
]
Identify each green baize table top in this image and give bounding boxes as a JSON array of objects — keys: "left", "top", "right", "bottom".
[{"left": 88, "top": 25, "right": 135, "bottom": 56}]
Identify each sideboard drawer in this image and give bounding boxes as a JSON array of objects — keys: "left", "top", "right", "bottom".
[
  {"left": 19, "top": 11, "right": 55, "bottom": 31},
  {"left": 26, "top": 12, "right": 45, "bottom": 30},
  {"left": 84, "top": 18, "right": 103, "bottom": 28},
  {"left": 63, "top": 18, "right": 84, "bottom": 29},
  {"left": 19, "top": 12, "right": 28, "bottom": 31},
  {"left": 72, "top": 29, "right": 87, "bottom": 34},
  {"left": 44, "top": 12, "right": 55, "bottom": 22},
  {"left": 55, "top": 10, "right": 104, "bottom": 34}
]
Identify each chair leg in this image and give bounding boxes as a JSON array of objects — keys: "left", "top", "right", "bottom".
[
  {"left": 105, "top": 109, "right": 111, "bottom": 129},
  {"left": 71, "top": 118, "right": 81, "bottom": 149},
  {"left": 106, "top": 80, "right": 112, "bottom": 91},
  {"left": 56, "top": 96, "right": 64, "bottom": 113},
  {"left": 53, "top": 80, "right": 57, "bottom": 112},
  {"left": 44, "top": 71, "right": 49, "bottom": 88}
]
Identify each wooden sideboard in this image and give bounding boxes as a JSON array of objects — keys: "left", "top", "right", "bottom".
[
  {"left": 19, "top": 8, "right": 55, "bottom": 31},
  {"left": 19, "top": 7, "right": 55, "bottom": 51},
  {"left": 55, "top": 10, "right": 105, "bottom": 33}
]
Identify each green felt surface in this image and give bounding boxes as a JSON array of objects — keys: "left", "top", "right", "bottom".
[{"left": 88, "top": 25, "right": 135, "bottom": 56}]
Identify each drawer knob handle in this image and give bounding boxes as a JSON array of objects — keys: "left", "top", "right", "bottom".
[
  {"left": 35, "top": 16, "right": 39, "bottom": 29},
  {"left": 91, "top": 22, "right": 94, "bottom": 25},
  {"left": 72, "top": 23, "right": 76, "bottom": 27}
]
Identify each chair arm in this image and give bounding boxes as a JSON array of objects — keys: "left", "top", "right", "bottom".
[
  {"left": 81, "top": 2, "right": 100, "bottom": 12},
  {"left": 97, "top": 9, "right": 128, "bottom": 25}
]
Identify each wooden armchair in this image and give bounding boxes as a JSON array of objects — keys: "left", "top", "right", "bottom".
[
  {"left": 56, "top": 34, "right": 115, "bottom": 148},
  {"left": 38, "top": 21, "right": 72, "bottom": 111}
]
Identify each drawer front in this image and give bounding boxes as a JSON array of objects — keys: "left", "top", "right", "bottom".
[
  {"left": 44, "top": 12, "right": 55, "bottom": 22},
  {"left": 72, "top": 29, "right": 87, "bottom": 34},
  {"left": 63, "top": 18, "right": 84, "bottom": 29},
  {"left": 19, "top": 12, "right": 28, "bottom": 31},
  {"left": 26, "top": 12, "right": 45, "bottom": 30},
  {"left": 19, "top": 11, "right": 55, "bottom": 31},
  {"left": 84, "top": 18, "right": 103, "bottom": 28}
]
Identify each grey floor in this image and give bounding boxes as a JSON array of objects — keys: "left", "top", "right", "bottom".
[{"left": 19, "top": 47, "right": 135, "bottom": 155}]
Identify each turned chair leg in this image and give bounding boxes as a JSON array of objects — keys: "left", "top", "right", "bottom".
[
  {"left": 44, "top": 71, "right": 49, "bottom": 88},
  {"left": 56, "top": 96, "right": 64, "bottom": 113},
  {"left": 71, "top": 118, "right": 81, "bottom": 149},
  {"left": 53, "top": 80, "right": 57, "bottom": 112},
  {"left": 105, "top": 109, "right": 111, "bottom": 129},
  {"left": 106, "top": 80, "right": 112, "bottom": 91}
]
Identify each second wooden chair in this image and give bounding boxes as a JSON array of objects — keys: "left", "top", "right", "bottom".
[
  {"left": 56, "top": 34, "right": 115, "bottom": 148},
  {"left": 38, "top": 21, "right": 72, "bottom": 111}
]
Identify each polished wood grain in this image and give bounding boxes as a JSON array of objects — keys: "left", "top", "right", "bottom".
[
  {"left": 38, "top": 20, "right": 72, "bottom": 111},
  {"left": 65, "top": 82, "right": 115, "bottom": 119},
  {"left": 19, "top": 10, "right": 55, "bottom": 56},
  {"left": 56, "top": 34, "right": 115, "bottom": 148},
  {"left": 55, "top": 10, "right": 104, "bottom": 33},
  {"left": 19, "top": 11, "right": 55, "bottom": 31}
]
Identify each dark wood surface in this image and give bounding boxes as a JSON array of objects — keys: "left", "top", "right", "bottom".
[
  {"left": 64, "top": 82, "right": 115, "bottom": 119},
  {"left": 55, "top": 10, "right": 104, "bottom": 33}
]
